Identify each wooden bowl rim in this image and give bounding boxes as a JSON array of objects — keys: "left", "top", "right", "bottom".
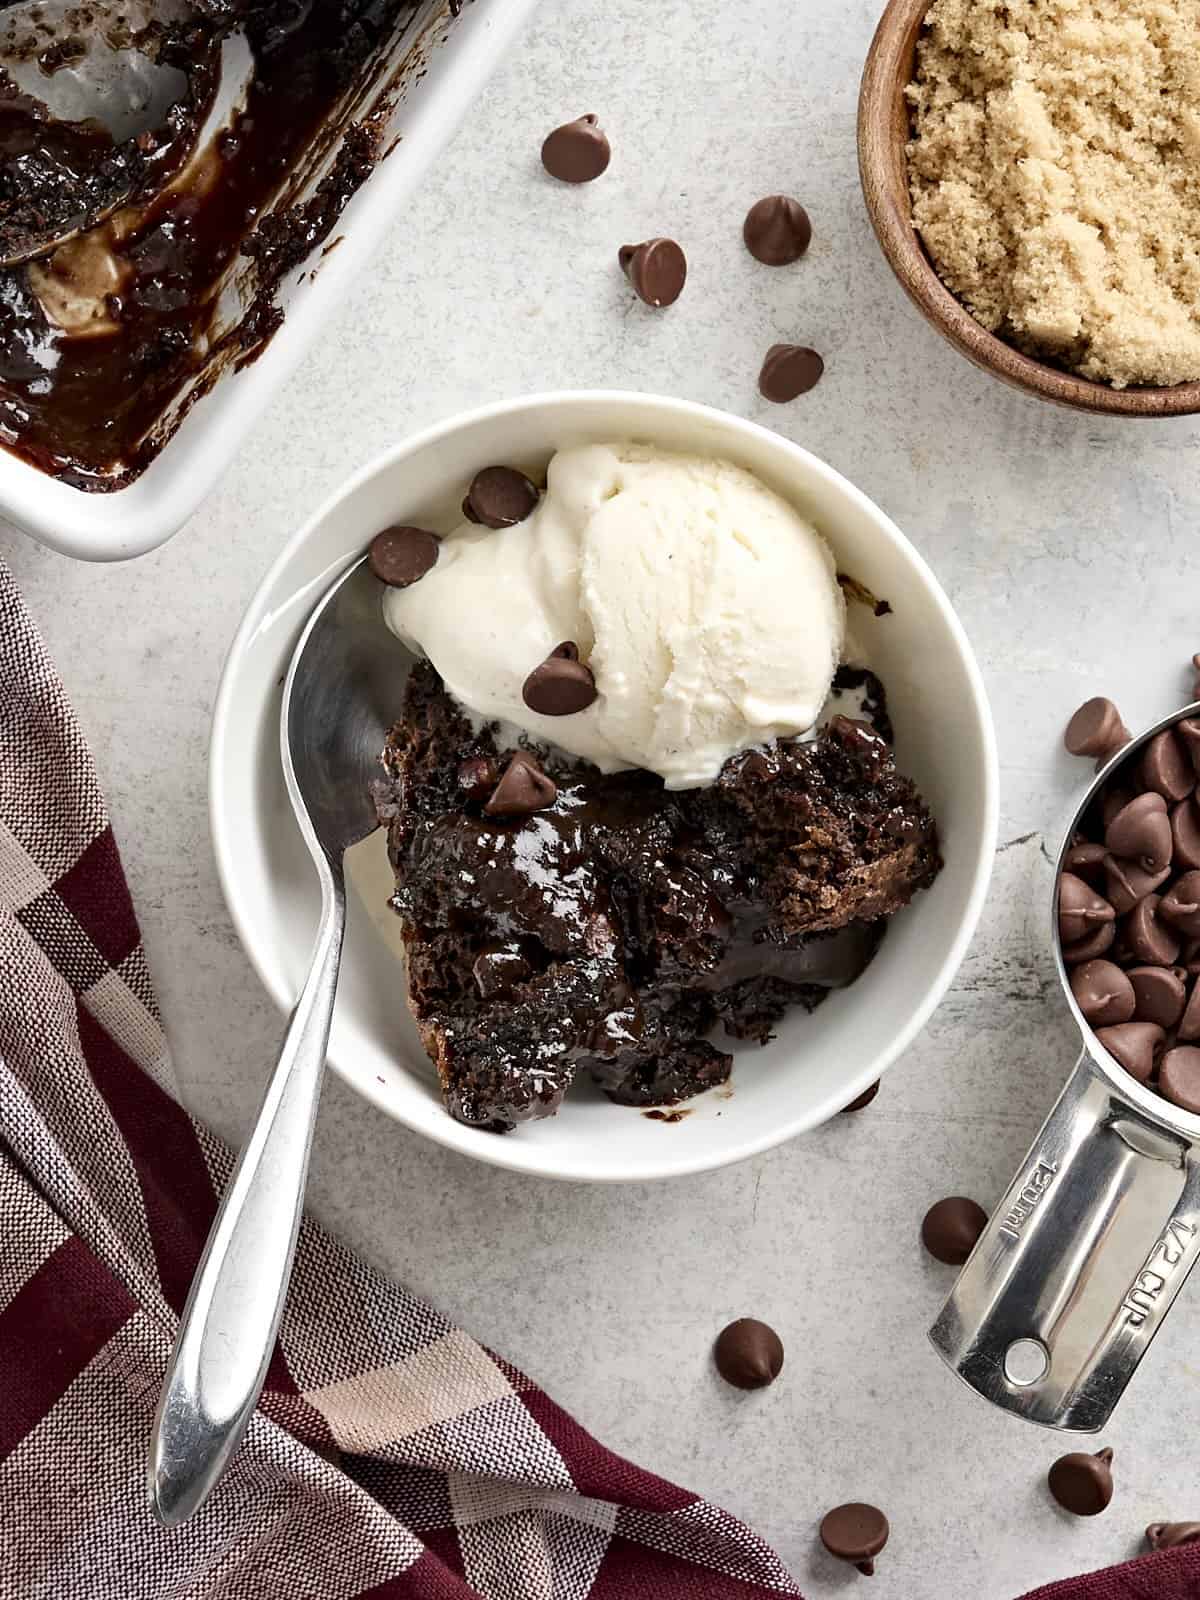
[{"left": 857, "top": 0, "right": 1200, "bottom": 418}]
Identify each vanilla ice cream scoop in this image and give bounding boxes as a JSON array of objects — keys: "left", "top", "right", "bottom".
[{"left": 383, "top": 442, "right": 846, "bottom": 789}]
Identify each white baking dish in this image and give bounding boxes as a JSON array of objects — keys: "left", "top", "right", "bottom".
[{"left": 3, "top": 0, "right": 537, "bottom": 563}]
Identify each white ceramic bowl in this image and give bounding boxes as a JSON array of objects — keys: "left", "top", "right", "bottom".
[{"left": 211, "top": 391, "right": 998, "bottom": 1181}]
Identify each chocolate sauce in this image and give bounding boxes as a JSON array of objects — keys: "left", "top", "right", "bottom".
[{"left": 0, "top": 0, "right": 420, "bottom": 488}]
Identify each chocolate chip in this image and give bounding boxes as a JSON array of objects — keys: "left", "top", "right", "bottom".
[
  {"left": 1171, "top": 797, "right": 1200, "bottom": 871},
  {"left": 1178, "top": 981, "right": 1200, "bottom": 1041},
  {"left": 713, "top": 1318, "right": 784, "bottom": 1389},
  {"left": 1101, "top": 783, "right": 1136, "bottom": 829},
  {"left": 1128, "top": 965, "right": 1187, "bottom": 1029},
  {"left": 758, "top": 343, "right": 824, "bottom": 402},
  {"left": 1061, "top": 923, "right": 1116, "bottom": 965},
  {"left": 522, "top": 650, "right": 598, "bottom": 716},
  {"left": 1095, "top": 1022, "right": 1164, "bottom": 1083},
  {"left": 484, "top": 752, "right": 558, "bottom": 818},
  {"left": 368, "top": 524, "right": 440, "bottom": 588},
  {"left": 1048, "top": 1449, "right": 1114, "bottom": 1517},
  {"left": 819, "top": 1503, "right": 889, "bottom": 1576},
  {"left": 1159, "top": 1045, "right": 1200, "bottom": 1113},
  {"left": 1063, "top": 841, "right": 1108, "bottom": 890},
  {"left": 921, "top": 1196, "right": 987, "bottom": 1265},
  {"left": 1125, "top": 895, "right": 1180, "bottom": 966},
  {"left": 1176, "top": 715, "right": 1200, "bottom": 774},
  {"left": 464, "top": 466, "right": 540, "bottom": 529},
  {"left": 1070, "top": 959, "right": 1136, "bottom": 1026},
  {"left": 619, "top": 238, "right": 686, "bottom": 307},
  {"left": 1160, "top": 871, "right": 1200, "bottom": 936},
  {"left": 472, "top": 943, "right": 533, "bottom": 999},
  {"left": 1106, "top": 791, "right": 1172, "bottom": 874},
  {"left": 1065, "top": 698, "right": 1130, "bottom": 764},
  {"left": 457, "top": 755, "right": 499, "bottom": 803},
  {"left": 540, "top": 114, "right": 610, "bottom": 183},
  {"left": 1147, "top": 1523, "right": 1200, "bottom": 1550},
  {"left": 742, "top": 194, "right": 812, "bottom": 265},
  {"left": 1058, "top": 872, "right": 1115, "bottom": 946},
  {"left": 1141, "top": 729, "right": 1195, "bottom": 802},
  {"left": 1104, "top": 854, "right": 1170, "bottom": 916},
  {"left": 841, "top": 1080, "right": 880, "bottom": 1113}
]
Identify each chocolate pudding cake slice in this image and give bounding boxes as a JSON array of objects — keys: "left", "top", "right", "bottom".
[{"left": 375, "top": 662, "right": 941, "bottom": 1132}]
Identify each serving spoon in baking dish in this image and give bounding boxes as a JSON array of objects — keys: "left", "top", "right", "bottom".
[
  {"left": 0, "top": 0, "right": 250, "bottom": 264},
  {"left": 149, "top": 555, "right": 401, "bottom": 1524}
]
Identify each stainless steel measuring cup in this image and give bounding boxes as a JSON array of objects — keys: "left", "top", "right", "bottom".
[{"left": 930, "top": 702, "right": 1200, "bottom": 1431}]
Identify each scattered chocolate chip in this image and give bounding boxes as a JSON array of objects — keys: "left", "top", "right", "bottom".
[
  {"left": 1159, "top": 1046, "right": 1200, "bottom": 1114},
  {"left": 619, "top": 238, "right": 687, "bottom": 307},
  {"left": 713, "top": 1318, "right": 784, "bottom": 1389},
  {"left": 841, "top": 1081, "right": 880, "bottom": 1113},
  {"left": 1105, "top": 855, "right": 1170, "bottom": 917},
  {"left": 1141, "top": 729, "right": 1195, "bottom": 802},
  {"left": 472, "top": 943, "right": 533, "bottom": 1000},
  {"left": 1106, "top": 791, "right": 1172, "bottom": 874},
  {"left": 1125, "top": 895, "right": 1181, "bottom": 966},
  {"left": 820, "top": 1503, "right": 889, "bottom": 1576},
  {"left": 1128, "top": 965, "right": 1187, "bottom": 1029},
  {"left": 464, "top": 466, "right": 540, "bottom": 529},
  {"left": 1094, "top": 1022, "right": 1164, "bottom": 1083},
  {"left": 758, "top": 343, "right": 824, "bottom": 402},
  {"left": 1160, "top": 870, "right": 1200, "bottom": 936},
  {"left": 1048, "top": 1449, "right": 1114, "bottom": 1517},
  {"left": 1058, "top": 873, "right": 1115, "bottom": 946},
  {"left": 742, "top": 194, "right": 812, "bottom": 265},
  {"left": 1062, "top": 923, "right": 1116, "bottom": 965},
  {"left": 1065, "top": 698, "right": 1130, "bottom": 765},
  {"left": 457, "top": 755, "right": 499, "bottom": 803},
  {"left": 1147, "top": 1522, "right": 1200, "bottom": 1550},
  {"left": 921, "top": 1196, "right": 987, "bottom": 1265},
  {"left": 522, "top": 649, "right": 598, "bottom": 717},
  {"left": 483, "top": 752, "right": 558, "bottom": 818},
  {"left": 368, "top": 524, "right": 440, "bottom": 588},
  {"left": 1063, "top": 841, "right": 1108, "bottom": 890},
  {"left": 540, "top": 114, "right": 610, "bottom": 183},
  {"left": 1070, "top": 959, "right": 1136, "bottom": 1027}
]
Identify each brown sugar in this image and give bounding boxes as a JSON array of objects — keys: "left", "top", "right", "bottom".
[{"left": 906, "top": 0, "right": 1200, "bottom": 388}]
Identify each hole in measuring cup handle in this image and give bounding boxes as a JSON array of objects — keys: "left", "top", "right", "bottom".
[{"left": 1004, "top": 1337, "right": 1049, "bottom": 1387}]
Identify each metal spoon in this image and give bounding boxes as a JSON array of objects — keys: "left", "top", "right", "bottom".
[{"left": 149, "top": 554, "right": 399, "bottom": 1525}]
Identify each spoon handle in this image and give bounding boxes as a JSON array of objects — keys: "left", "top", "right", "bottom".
[{"left": 148, "top": 860, "right": 347, "bottom": 1525}]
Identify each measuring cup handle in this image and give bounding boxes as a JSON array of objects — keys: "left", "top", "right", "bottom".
[{"left": 929, "top": 1050, "right": 1200, "bottom": 1431}]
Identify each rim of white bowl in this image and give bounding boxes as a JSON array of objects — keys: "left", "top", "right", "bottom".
[{"left": 210, "top": 390, "right": 1000, "bottom": 1181}]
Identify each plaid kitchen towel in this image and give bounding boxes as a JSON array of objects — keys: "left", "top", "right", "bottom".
[{"left": 2, "top": 557, "right": 1198, "bottom": 1600}]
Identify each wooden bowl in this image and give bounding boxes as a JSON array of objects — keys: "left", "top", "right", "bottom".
[{"left": 857, "top": 0, "right": 1200, "bottom": 417}]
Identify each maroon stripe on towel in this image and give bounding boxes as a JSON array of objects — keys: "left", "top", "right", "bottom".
[
  {"left": 77, "top": 1000, "right": 217, "bottom": 1313},
  {"left": 54, "top": 826, "right": 141, "bottom": 969},
  {"left": 0, "top": 1235, "right": 136, "bottom": 1460}
]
